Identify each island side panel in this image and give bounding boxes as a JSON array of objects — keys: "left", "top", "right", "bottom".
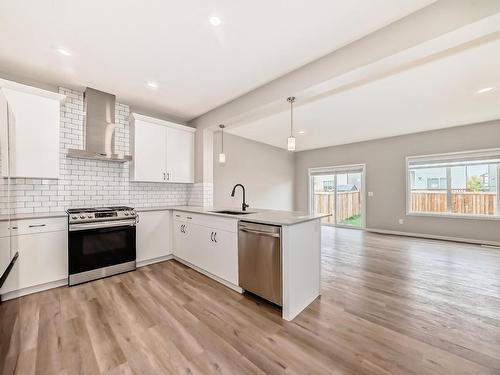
[{"left": 282, "top": 219, "right": 321, "bottom": 321}]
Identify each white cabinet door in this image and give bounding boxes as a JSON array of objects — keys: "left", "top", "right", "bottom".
[
  {"left": 166, "top": 126, "right": 194, "bottom": 183},
  {"left": 173, "top": 221, "right": 204, "bottom": 268},
  {"left": 136, "top": 211, "right": 171, "bottom": 264},
  {"left": 207, "top": 229, "right": 238, "bottom": 285},
  {"left": 1, "top": 87, "right": 61, "bottom": 179},
  {"left": 0, "top": 236, "right": 10, "bottom": 277},
  {"left": 173, "top": 220, "right": 188, "bottom": 260},
  {"left": 0, "top": 230, "right": 68, "bottom": 294},
  {"left": 0, "top": 90, "right": 8, "bottom": 176},
  {"left": 131, "top": 119, "right": 167, "bottom": 182},
  {"left": 187, "top": 224, "right": 213, "bottom": 271}
]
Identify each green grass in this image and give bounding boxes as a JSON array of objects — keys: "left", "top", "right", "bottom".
[{"left": 339, "top": 214, "right": 362, "bottom": 227}]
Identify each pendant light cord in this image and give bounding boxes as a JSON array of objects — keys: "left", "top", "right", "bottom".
[
  {"left": 219, "top": 124, "right": 225, "bottom": 153},
  {"left": 287, "top": 96, "right": 295, "bottom": 137}
]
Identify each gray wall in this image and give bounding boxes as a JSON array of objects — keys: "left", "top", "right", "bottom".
[
  {"left": 295, "top": 120, "right": 500, "bottom": 244},
  {"left": 214, "top": 133, "right": 294, "bottom": 210}
]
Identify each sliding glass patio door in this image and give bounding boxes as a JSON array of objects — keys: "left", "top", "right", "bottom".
[{"left": 310, "top": 165, "right": 365, "bottom": 228}]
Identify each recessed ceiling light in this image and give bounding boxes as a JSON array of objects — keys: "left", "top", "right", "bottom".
[
  {"left": 56, "top": 48, "right": 71, "bottom": 56},
  {"left": 209, "top": 16, "right": 221, "bottom": 26},
  {"left": 298, "top": 130, "right": 306, "bottom": 135},
  {"left": 147, "top": 81, "right": 158, "bottom": 88},
  {"left": 476, "top": 87, "right": 494, "bottom": 94}
]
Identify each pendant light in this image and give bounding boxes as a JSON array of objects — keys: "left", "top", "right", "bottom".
[
  {"left": 287, "top": 96, "right": 296, "bottom": 151},
  {"left": 218, "top": 124, "right": 226, "bottom": 164}
]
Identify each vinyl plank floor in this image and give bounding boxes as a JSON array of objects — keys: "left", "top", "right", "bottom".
[{"left": 1, "top": 227, "right": 500, "bottom": 374}]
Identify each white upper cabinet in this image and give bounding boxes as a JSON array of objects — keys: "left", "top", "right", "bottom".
[
  {"left": 166, "top": 126, "right": 194, "bottom": 183},
  {"left": 130, "top": 113, "right": 195, "bottom": 183},
  {"left": 0, "top": 79, "right": 65, "bottom": 179},
  {"left": 131, "top": 118, "right": 167, "bottom": 182}
]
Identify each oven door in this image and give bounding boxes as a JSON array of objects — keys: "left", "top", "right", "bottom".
[{"left": 68, "top": 220, "right": 136, "bottom": 276}]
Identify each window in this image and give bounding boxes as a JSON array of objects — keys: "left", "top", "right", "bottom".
[
  {"left": 310, "top": 164, "right": 365, "bottom": 228},
  {"left": 323, "top": 180, "right": 334, "bottom": 191},
  {"left": 407, "top": 149, "right": 500, "bottom": 219}
]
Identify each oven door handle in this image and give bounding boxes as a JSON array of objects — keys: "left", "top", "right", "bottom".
[{"left": 69, "top": 219, "right": 137, "bottom": 232}]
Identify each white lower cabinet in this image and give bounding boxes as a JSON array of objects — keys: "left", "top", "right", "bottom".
[
  {"left": 136, "top": 210, "right": 172, "bottom": 265},
  {"left": 173, "top": 211, "right": 238, "bottom": 287},
  {"left": 196, "top": 225, "right": 238, "bottom": 285},
  {"left": 0, "top": 236, "right": 11, "bottom": 277},
  {"left": 0, "top": 217, "right": 68, "bottom": 299},
  {"left": 173, "top": 220, "right": 193, "bottom": 263}
]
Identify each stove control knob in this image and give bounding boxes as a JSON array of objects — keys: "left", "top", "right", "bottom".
[
  {"left": 71, "top": 215, "right": 77, "bottom": 220},
  {"left": 87, "top": 214, "right": 92, "bottom": 218},
  {"left": 129, "top": 211, "right": 135, "bottom": 216},
  {"left": 80, "top": 215, "right": 85, "bottom": 219},
  {"left": 124, "top": 212, "right": 129, "bottom": 216}
]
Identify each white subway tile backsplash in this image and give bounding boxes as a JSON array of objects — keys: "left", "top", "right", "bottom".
[{"left": 0, "top": 87, "right": 212, "bottom": 214}]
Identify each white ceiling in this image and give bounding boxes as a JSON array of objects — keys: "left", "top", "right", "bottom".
[
  {"left": 0, "top": 0, "right": 434, "bottom": 120},
  {"left": 227, "top": 37, "right": 500, "bottom": 151}
]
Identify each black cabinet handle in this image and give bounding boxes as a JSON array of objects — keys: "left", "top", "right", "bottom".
[
  {"left": 214, "top": 232, "right": 217, "bottom": 243},
  {"left": 187, "top": 216, "right": 192, "bottom": 220},
  {"left": 29, "top": 224, "right": 46, "bottom": 228},
  {"left": 210, "top": 232, "right": 214, "bottom": 242}
]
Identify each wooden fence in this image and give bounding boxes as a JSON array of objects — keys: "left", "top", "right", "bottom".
[
  {"left": 314, "top": 191, "right": 360, "bottom": 224},
  {"left": 410, "top": 191, "right": 497, "bottom": 215}
]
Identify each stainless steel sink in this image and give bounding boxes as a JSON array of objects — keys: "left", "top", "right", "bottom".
[{"left": 210, "top": 210, "right": 255, "bottom": 215}]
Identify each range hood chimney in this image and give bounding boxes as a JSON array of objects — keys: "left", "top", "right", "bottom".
[{"left": 67, "top": 88, "right": 132, "bottom": 162}]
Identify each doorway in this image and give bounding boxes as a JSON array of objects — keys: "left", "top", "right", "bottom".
[{"left": 309, "top": 164, "right": 365, "bottom": 228}]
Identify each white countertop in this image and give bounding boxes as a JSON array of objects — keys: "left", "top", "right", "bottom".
[
  {"left": 1, "top": 206, "right": 330, "bottom": 225},
  {"left": 0, "top": 212, "right": 68, "bottom": 222},
  {"left": 165, "top": 206, "right": 330, "bottom": 226}
]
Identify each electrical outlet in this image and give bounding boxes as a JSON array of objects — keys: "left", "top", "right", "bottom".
[
  {"left": 368, "top": 191, "right": 374, "bottom": 197},
  {"left": 398, "top": 218, "right": 404, "bottom": 225}
]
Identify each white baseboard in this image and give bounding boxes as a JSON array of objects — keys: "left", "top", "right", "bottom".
[
  {"left": 173, "top": 255, "right": 243, "bottom": 294},
  {"left": 136, "top": 254, "right": 173, "bottom": 268},
  {"left": 1, "top": 278, "right": 67, "bottom": 301},
  {"left": 365, "top": 228, "right": 500, "bottom": 247}
]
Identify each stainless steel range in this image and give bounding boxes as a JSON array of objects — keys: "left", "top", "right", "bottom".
[{"left": 67, "top": 206, "right": 137, "bottom": 286}]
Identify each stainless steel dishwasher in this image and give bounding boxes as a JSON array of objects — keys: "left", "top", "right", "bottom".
[{"left": 238, "top": 221, "right": 282, "bottom": 306}]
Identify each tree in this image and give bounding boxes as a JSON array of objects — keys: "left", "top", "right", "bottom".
[{"left": 467, "top": 176, "right": 483, "bottom": 192}]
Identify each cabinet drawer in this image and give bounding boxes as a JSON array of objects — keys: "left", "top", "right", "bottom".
[
  {"left": 173, "top": 211, "right": 188, "bottom": 222},
  {"left": 3, "top": 217, "right": 67, "bottom": 237},
  {"left": 173, "top": 211, "right": 237, "bottom": 233}
]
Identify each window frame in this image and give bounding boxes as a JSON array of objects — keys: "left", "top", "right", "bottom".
[{"left": 406, "top": 148, "right": 500, "bottom": 221}]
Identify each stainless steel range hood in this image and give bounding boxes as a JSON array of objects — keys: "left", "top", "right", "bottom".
[{"left": 67, "top": 88, "right": 132, "bottom": 162}]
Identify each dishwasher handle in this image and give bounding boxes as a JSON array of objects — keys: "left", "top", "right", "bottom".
[{"left": 239, "top": 228, "right": 280, "bottom": 238}]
